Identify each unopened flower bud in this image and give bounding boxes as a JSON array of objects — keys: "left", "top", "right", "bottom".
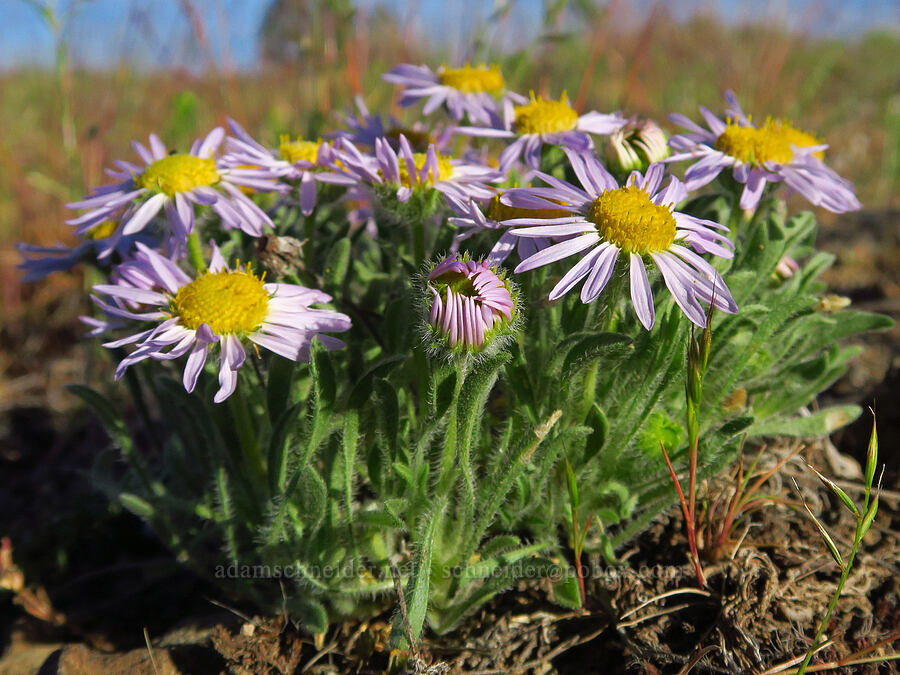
[
  {"left": 774, "top": 255, "right": 800, "bottom": 280},
  {"left": 606, "top": 117, "right": 670, "bottom": 176},
  {"left": 424, "top": 254, "right": 519, "bottom": 357}
]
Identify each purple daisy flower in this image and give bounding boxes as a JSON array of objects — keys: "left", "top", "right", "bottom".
[
  {"left": 383, "top": 63, "right": 525, "bottom": 125},
  {"left": 67, "top": 129, "right": 281, "bottom": 257},
  {"left": 90, "top": 242, "right": 351, "bottom": 402},
  {"left": 458, "top": 93, "right": 625, "bottom": 172},
  {"left": 330, "top": 96, "right": 455, "bottom": 153},
  {"left": 426, "top": 255, "right": 517, "bottom": 351},
  {"left": 503, "top": 150, "right": 737, "bottom": 329},
  {"left": 446, "top": 192, "right": 572, "bottom": 266},
  {"left": 667, "top": 91, "right": 861, "bottom": 213},
  {"left": 335, "top": 134, "right": 503, "bottom": 203},
  {"left": 17, "top": 221, "right": 155, "bottom": 282},
  {"left": 223, "top": 119, "right": 357, "bottom": 216}
]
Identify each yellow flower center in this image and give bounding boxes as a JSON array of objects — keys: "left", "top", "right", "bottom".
[
  {"left": 396, "top": 152, "right": 453, "bottom": 187},
  {"left": 513, "top": 94, "right": 578, "bottom": 135},
  {"left": 438, "top": 64, "right": 505, "bottom": 93},
  {"left": 86, "top": 220, "right": 118, "bottom": 241},
  {"left": 714, "top": 118, "right": 822, "bottom": 165},
  {"left": 232, "top": 164, "right": 261, "bottom": 195},
  {"left": 136, "top": 154, "right": 220, "bottom": 197},
  {"left": 171, "top": 267, "right": 269, "bottom": 335},
  {"left": 279, "top": 136, "right": 323, "bottom": 164},
  {"left": 486, "top": 193, "right": 570, "bottom": 221},
  {"left": 588, "top": 186, "right": 676, "bottom": 254}
]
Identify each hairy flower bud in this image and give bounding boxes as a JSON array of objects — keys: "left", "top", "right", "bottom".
[
  {"left": 424, "top": 254, "right": 519, "bottom": 357},
  {"left": 606, "top": 117, "right": 670, "bottom": 176}
]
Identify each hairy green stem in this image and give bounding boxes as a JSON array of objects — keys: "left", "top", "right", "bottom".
[
  {"left": 187, "top": 231, "right": 206, "bottom": 272},
  {"left": 411, "top": 217, "right": 426, "bottom": 265},
  {"left": 303, "top": 214, "right": 315, "bottom": 272},
  {"left": 435, "top": 361, "right": 467, "bottom": 497},
  {"left": 229, "top": 388, "right": 266, "bottom": 486}
]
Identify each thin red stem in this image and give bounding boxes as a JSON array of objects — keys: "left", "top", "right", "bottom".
[{"left": 660, "top": 442, "right": 705, "bottom": 587}]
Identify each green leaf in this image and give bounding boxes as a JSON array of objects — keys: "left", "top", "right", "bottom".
[
  {"left": 565, "top": 460, "right": 579, "bottom": 509},
  {"left": 469, "top": 410, "right": 563, "bottom": 558},
  {"left": 288, "top": 467, "right": 328, "bottom": 531},
  {"left": 341, "top": 408, "right": 360, "bottom": 526},
  {"left": 477, "top": 535, "right": 521, "bottom": 560},
  {"left": 552, "top": 574, "right": 583, "bottom": 609},
  {"left": 390, "top": 504, "right": 441, "bottom": 649},
  {"left": 67, "top": 385, "right": 131, "bottom": 449},
  {"left": 323, "top": 236, "right": 351, "bottom": 288},
  {"left": 803, "top": 501, "right": 844, "bottom": 570},
  {"left": 306, "top": 340, "right": 337, "bottom": 453},
  {"left": 91, "top": 447, "right": 120, "bottom": 497},
  {"left": 357, "top": 508, "right": 404, "bottom": 530},
  {"left": 267, "top": 402, "right": 304, "bottom": 495},
  {"left": 311, "top": 340, "right": 336, "bottom": 408},
  {"left": 347, "top": 354, "right": 407, "bottom": 409},
  {"left": 432, "top": 366, "right": 457, "bottom": 416},
  {"left": 392, "top": 462, "right": 415, "bottom": 489},
  {"left": 562, "top": 332, "right": 632, "bottom": 377},
  {"left": 636, "top": 411, "right": 684, "bottom": 456},
  {"left": 285, "top": 596, "right": 329, "bottom": 635},
  {"left": 119, "top": 492, "right": 154, "bottom": 518},
  {"left": 749, "top": 405, "right": 861, "bottom": 437},
  {"left": 806, "top": 464, "right": 859, "bottom": 517},
  {"left": 581, "top": 403, "right": 608, "bottom": 465},
  {"left": 860, "top": 494, "right": 879, "bottom": 538},
  {"left": 374, "top": 378, "right": 400, "bottom": 446},
  {"left": 429, "top": 557, "right": 558, "bottom": 634},
  {"left": 266, "top": 356, "right": 295, "bottom": 424}
]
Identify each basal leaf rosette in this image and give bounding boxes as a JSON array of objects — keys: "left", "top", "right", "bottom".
[
  {"left": 424, "top": 254, "right": 520, "bottom": 360},
  {"left": 89, "top": 242, "right": 351, "bottom": 402}
]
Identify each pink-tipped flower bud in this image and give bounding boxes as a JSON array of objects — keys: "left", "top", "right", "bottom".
[{"left": 425, "top": 254, "right": 519, "bottom": 356}]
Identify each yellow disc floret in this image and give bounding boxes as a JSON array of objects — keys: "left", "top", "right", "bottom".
[
  {"left": 86, "top": 220, "right": 119, "bottom": 241},
  {"left": 396, "top": 152, "right": 453, "bottom": 187},
  {"left": 486, "top": 193, "right": 571, "bottom": 221},
  {"left": 172, "top": 267, "right": 270, "bottom": 334},
  {"left": 513, "top": 94, "right": 579, "bottom": 135},
  {"left": 137, "top": 154, "right": 220, "bottom": 197},
  {"left": 588, "top": 186, "right": 676, "bottom": 255},
  {"left": 279, "top": 135, "right": 323, "bottom": 164},
  {"left": 438, "top": 64, "right": 505, "bottom": 93},
  {"left": 714, "top": 118, "right": 822, "bottom": 165}
]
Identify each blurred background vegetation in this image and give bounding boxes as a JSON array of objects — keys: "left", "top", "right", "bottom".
[{"left": 1, "top": 0, "right": 898, "bottom": 416}]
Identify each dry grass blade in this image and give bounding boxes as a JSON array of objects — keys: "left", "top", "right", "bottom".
[
  {"left": 143, "top": 627, "right": 160, "bottom": 675},
  {"left": 757, "top": 640, "right": 833, "bottom": 675},
  {"left": 677, "top": 645, "right": 718, "bottom": 675},
  {"left": 618, "top": 587, "right": 714, "bottom": 622}
]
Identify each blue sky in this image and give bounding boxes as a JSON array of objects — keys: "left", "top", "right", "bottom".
[{"left": 1, "top": 0, "right": 898, "bottom": 71}]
